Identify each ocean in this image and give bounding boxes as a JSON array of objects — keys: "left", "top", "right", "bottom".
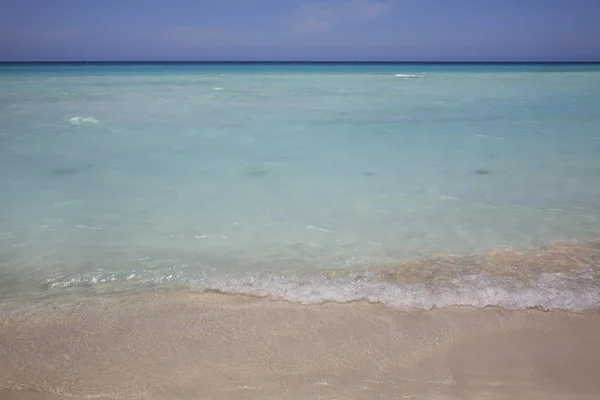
[{"left": 1, "top": 62, "right": 600, "bottom": 309}]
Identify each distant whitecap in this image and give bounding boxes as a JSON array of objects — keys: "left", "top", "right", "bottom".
[
  {"left": 394, "top": 74, "right": 422, "bottom": 78},
  {"left": 69, "top": 116, "right": 99, "bottom": 125}
]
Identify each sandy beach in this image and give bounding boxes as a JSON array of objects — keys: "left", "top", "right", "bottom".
[{"left": 1, "top": 291, "right": 600, "bottom": 399}]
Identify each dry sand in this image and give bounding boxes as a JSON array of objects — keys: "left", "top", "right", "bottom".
[{"left": 1, "top": 291, "right": 600, "bottom": 399}]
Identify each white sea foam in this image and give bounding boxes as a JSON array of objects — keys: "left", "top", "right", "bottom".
[
  {"left": 394, "top": 74, "right": 422, "bottom": 78},
  {"left": 189, "top": 270, "right": 600, "bottom": 312},
  {"left": 69, "top": 116, "right": 99, "bottom": 125},
  {"left": 41, "top": 264, "right": 600, "bottom": 312}
]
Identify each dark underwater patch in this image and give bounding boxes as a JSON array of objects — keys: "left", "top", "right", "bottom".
[{"left": 51, "top": 164, "right": 93, "bottom": 176}]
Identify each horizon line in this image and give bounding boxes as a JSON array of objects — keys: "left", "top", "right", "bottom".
[{"left": 1, "top": 60, "right": 599, "bottom": 64}]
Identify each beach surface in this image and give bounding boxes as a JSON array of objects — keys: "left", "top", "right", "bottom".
[{"left": 2, "top": 292, "right": 600, "bottom": 400}]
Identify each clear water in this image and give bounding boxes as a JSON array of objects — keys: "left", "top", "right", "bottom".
[{"left": 1, "top": 63, "right": 600, "bottom": 309}]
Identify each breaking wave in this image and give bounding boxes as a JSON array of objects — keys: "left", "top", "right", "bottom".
[
  {"left": 394, "top": 74, "right": 423, "bottom": 78},
  {"left": 39, "top": 240, "right": 600, "bottom": 312},
  {"left": 68, "top": 116, "right": 99, "bottom": 125}
]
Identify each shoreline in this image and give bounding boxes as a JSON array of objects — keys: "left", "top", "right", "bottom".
[
  {"left": 3, "top": 238, "right": 600, "bottom": 313},
  {"left": 2, "top": 291, "right": 600, "bottom": 399}
]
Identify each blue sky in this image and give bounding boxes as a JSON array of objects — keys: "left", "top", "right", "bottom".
[{"left": 1, "top": 0, "right": 599, "bottom": 61}]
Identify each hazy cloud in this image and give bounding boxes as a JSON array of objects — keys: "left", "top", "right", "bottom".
[{"left": 292, "top": 0, "right": 390, "bottom": 34}]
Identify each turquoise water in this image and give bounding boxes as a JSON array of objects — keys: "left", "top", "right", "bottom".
[{"left": 1, "top": 63, "right": 600, "bottom": 309}]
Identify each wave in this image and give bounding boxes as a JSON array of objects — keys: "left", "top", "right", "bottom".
[
  {"left": 39, "top": 240, "right": 600, "bottom": 312},
  {"left": 394, "top": 74, "right": 422, "bottom": 78},
  {"left": 68, "top": 116, "right": 99, "bottom": 125}
]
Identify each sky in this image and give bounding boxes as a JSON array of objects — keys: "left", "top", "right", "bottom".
[{"left": 1, "top": 0, "right": 599, "bottom": 62}]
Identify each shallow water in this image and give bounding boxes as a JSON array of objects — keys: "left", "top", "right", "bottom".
[{"left": 1, "top": 63, "right": 600, "bottom": 310}]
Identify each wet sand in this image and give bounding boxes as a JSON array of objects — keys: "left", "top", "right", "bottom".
[{"left": 1, "top": 291, "right": 600, "bottom": 399}]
